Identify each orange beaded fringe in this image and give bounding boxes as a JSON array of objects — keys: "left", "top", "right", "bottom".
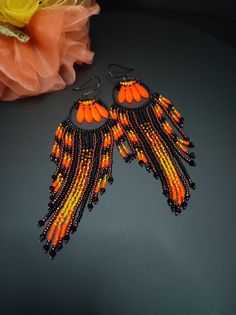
[
  {"left": 38, "top": 102, "right": 121, "bottom": 259},
  {"left": 111, "top": 80, "right": 196, "bottom": 214}
]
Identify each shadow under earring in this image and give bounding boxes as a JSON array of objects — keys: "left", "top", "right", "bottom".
[
  {"left": 38, "top": 77, "right": 118, "bottom": 259},
  {"left": 108, "top": 64, "right": 196, "bottom": 215}
]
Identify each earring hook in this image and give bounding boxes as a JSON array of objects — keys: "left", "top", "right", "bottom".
[
  {"left": 73, "top": 76, "right": 101, "bottom": 97},
  {"left": 108, "top": 63, "right": 134, "bottom": 80}
]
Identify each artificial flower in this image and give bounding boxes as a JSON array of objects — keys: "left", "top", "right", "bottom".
[
  {"left": 39, "top": 0, "right": 77, "bottom": 8},
  {"left": 0, "top": 0, "right": 79, "bottom": 28},
  {"left": 0, "top": 2, "right": 100, "bottom": 100},
  {"left": 0, "top": 0, "right": 39, "bottom": 28}
]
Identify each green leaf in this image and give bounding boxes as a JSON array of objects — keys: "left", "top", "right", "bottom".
[{"left": 0, "top": 23, "right": 30, "bottom": 43}]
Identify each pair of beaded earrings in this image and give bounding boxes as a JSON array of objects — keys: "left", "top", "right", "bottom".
[{"left": 38, "top": 64, "right": 196, "bottom": 259}]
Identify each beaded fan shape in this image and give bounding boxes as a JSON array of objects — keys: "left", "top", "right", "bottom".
[
  {"left": 117, "top": 80, "right": 149, "bottom": 104},
  {"left": 76, "top": 99, "right": 109, "bottom": 123},
  {"left": 110, "top": 79, "right": 196, "bottom": 214},
  {"left": 38, "top": 98, "right": 122, "bottom": 259}
]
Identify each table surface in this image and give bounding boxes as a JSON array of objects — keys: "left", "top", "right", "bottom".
[{"left": 0, "top": 11, "right": 236, "bottom": 315}]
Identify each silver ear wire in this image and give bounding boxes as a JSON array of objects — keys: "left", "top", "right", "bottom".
[
  {"left": 108, "top": 63, "right": 134, "bottom": 80},
  {"left": 72, "top": 76, "right": 101, "bottom": 96}
]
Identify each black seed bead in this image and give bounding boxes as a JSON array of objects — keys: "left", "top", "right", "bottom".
[
  {"left": 189, "top": 152, "right": 195, "bottom": 159},
  {"left": 176, "top": 207, "right": 181, "bottom": 214},
  {"left": 49, "top": 249, "right": 56, "bottom": 260},
  {"left": 163, "top": 189, "right": 169, "bottom": 197},
  {"left": 103, "top": 169, "right": 108, "bottom": 175},
  {"left": 64, "top": 235, "right": 70, "bottom": 243},
  {"left": 39, "top": 234, "right": 46, "bottom": 242},
  {"left": 172, "top": 134, "right": 177, "bottom": 141},
  {"left": 51, "top": 175, "right": 57, "bottom": 180},
  {"left": 159, "top": 117, "right": 165, "bottom": 123},
  {"left": 167, "top": 198, "right": 173, "bottom": 206},
  {"left": 102, "top": 148, "right": 110, "bottom": 154},
  {"left": 189, "top": 160, "right": 196, "bottom": 166},
  {"left": 153, "top": 173, "right": 159, "bottom": 179},
  {"left": 37, "top": 220, "right": 45, "bottom": 227},
  {"left": 189, "top": 142, "right": 195, "bottom": 148},
  {"left": 70, "top": 225, "right": 77, "bottom": 233},
  {"left": 181, "top": 201, "right": 188, "bottom": 209},
  {"left": 127, "top": 156, "right": 132, "bottom": 163},
  {"left": 100, "top": 188, "right": 105, "bottom": 195},
  {"left": 145, "top": 164, "right": 151, "bottom": 172},
  {"left": 92, "top": 197, "right": 99, "bottom": 204},
  {"left": 139, "top": 160, "right": 144, "bottom": 167},
  {"left": 50, "top": 195, "right": 55, "bottom": 201},
  {"left": 190, "top": 181, "right": 196, "bottom": 189},
  {"left": 57, "top": 242, "right": 63, "bottom": 251},
  {"left": 108, "top": 177, "right": 113, "bottom": 184},
  {"left": 43, "top": 244, "right": 50, "bottom": 253},
  {"left": 185, "top": 194, "right": 191, "bottom": 201},
  {"left": 175, "top": 210, "right": 181, "bottom": 216},
  {"left": 171, "top": 204, "right": 177, "bottom": 212},
  {"left": 62, "top": 169, "right": 67, "bottom": 177},
  {"left": 88, "top": 203, "right": 93, "bottom": 211},
  {"left": 48, "top": 202, "right": 53, "bottom": 209}
]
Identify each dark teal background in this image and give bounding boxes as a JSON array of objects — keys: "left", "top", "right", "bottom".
[
  {"left": 101, "top": 0, "right": 236, "bottom": 49},
  {"left": 0, "top": 9, "right": 236, "bottom": 315},
  {"left": 100, "top": 0, "right": 236, "bottom": 19}
]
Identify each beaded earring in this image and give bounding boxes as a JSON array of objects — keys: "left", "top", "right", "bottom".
[
  {"left": 108, "top": 64, "right": 196, "bottom": 215},
  {"left": 38, "top": 77, "right": 121, "bottom": 259}
]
